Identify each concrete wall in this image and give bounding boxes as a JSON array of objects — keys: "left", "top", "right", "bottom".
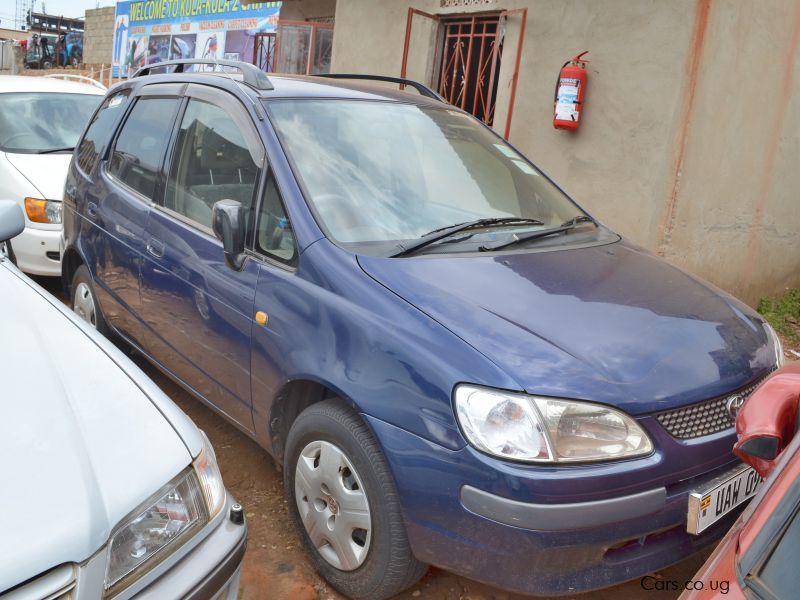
[
  {"left": 0, "top": 28, "right": 29, "bottom": 41},
  {"left": 280, "top": 0, "right": 337, "bottom": 21},
  {"left": 83, "top": 6, "right": 116, "bottom": 65},
  {"left": 331, "top": 0, "right": 800, "bottom": 305}
]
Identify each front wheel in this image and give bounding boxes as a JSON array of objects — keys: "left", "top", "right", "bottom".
[
  {"left": 71, "top": 264, "right": 108, "bottom": 335},
  {"left": 285, "top": 400, "right": 427, "bottom": 600}
]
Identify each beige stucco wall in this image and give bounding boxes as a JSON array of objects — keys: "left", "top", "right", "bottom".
[
  {"left": 331, "top": 0, "right": 800, "bottom": 305},
  {"left": 84, "top": 6, "right": 116, "bottom": 65},
  {"left": 280, "top": 0, "right": 337, "bottom": 21}
]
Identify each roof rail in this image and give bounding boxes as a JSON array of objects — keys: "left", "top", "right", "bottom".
[
  {"left": 131, "top": 59, "right": 274, "bottom": 91},
  {"left": 43, "top": 73, "right": 107, "bottom": 90},
  {"left": 315, "top": 73, "right": 444, "bottom": 102}
]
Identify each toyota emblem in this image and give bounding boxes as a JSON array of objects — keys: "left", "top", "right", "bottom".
[{"left": 726, "top": 394, "right": 746, "bottom": 419}]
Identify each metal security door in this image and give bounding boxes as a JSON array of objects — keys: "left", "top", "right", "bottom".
[{"left": 254, "top": 32, "right": 276, "bottom": 71}]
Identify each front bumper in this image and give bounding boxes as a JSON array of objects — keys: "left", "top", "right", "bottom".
[
  {"left": 366, "top": 414, "right": 744, "bottom": 596},
  {"left": 11, "top": 225, "right": 61, "bottom": 276}
]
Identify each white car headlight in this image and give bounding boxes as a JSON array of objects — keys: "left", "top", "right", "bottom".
[
  {"left": 104, "top": 470, "right": 207, "bottom": 595},
  {"left": 764, "top": 321, "right": 785, "bottom": 368},
  {"left": 455, "top": 385, "right": 653, "bottom": 463},
  {"left": 104, "top": 432, "right": 226, "bottom": 595}
]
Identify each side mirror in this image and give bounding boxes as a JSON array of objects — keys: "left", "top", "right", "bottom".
[
  {"left": 0, "top": 200, "right": 24, "bottom": 244},
  {"left": 212, "top": 199, "right": 246, "bottom": 270},
  {"left": 733, "top": 365, "right": 800, "bottom": 479}
]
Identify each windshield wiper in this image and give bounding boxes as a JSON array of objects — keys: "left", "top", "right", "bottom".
[
  {"left": 392, "top": 217, "right": 545, "bottom": 257},
  {"left": 36, "top": 146, "right": 74, "bottom": 154},
  {"left": 478, "top": 215, "right": 596, "bottom": 252},
  {"left": 560, "top": 215, "right": 596, "bottom": 227}
]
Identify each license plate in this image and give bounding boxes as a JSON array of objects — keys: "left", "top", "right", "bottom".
[{"left": 687, "top": 464, "right": 762, "bottom": 535}]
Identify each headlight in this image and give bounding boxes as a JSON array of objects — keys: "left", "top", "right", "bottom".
[
  {"left": 104, "top": 470, "right": 207, "bottom": 595},
  {"left": 104, "top": 432, "right": 226, "bottom": 595},
  {"left": 24, "top": 197, "right": 62, "bottom": 224},
  {"left": 764, "top": 321, "right": 785, "bottom": 368},
  {"left": 455, "top": 385, "right": 653, "bottom": 463}
]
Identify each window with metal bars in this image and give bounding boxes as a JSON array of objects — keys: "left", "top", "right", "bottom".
[
  {"left": 437, "top": 14, "right": 504, "bottom": 125},
  {"left": 253, "top": 32, "right": 276, "bottom": 72}
]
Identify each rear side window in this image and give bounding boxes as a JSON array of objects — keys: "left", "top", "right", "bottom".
[
  {"left": 108, "top": 97, "right": 180, "bottom": 200},
  {"left": 164, "top": 98, "right": 259, "bottom": 229},
  {"left": 76, "top": 90, "right": 130, "bottom": 175}
]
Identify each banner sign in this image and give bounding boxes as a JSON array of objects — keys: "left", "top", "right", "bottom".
[{"left": 112, "top": 0, "right": 281, "bottom": 76}]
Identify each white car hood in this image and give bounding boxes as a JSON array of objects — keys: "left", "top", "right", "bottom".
[
  {"left": 4, "top": 152, "right": 72, "bottom": 199},
  {"left": 0, "top": 264, "right": 197, "bottom": 592}
]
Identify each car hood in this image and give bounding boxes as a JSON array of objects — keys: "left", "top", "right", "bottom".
[
  {"left": 0, "top": 264, "right": 197, "bottom": 592},
  {"left": 358, "top": 241, "right": 774, "bottom": 414},
  {"left": 5, "top": 151, "right": 71, "bottom": 199}
]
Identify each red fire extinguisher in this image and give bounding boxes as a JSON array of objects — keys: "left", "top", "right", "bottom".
[{"left": 553, "top": 51, "right": 589, "bottom": 130}]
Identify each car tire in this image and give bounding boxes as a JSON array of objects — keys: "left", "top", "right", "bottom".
[
  {"left": 71, "top": 265, "right": 109, "bottom": 335},
  {"left": 284, "top": 400, "right": 427, "bottom": 600}
]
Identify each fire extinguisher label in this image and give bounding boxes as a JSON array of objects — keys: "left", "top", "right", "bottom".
[
  {"left": 555, "top": 78, "right": 580, "bottom": 122},
  {"left": 555, "top": 104, "right": 579, "bottom": 121}
]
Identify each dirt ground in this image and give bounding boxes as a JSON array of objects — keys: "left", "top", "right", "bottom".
[{"left": 40, "top": 276, "right": 781, "bottom": 600}]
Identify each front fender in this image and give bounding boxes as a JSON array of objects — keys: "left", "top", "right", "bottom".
[{"left": 250, "top": 239, "right": 519, "bottom": 454}]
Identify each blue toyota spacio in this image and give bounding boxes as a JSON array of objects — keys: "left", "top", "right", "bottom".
[{"left": 60, "top": 60, "right": 784, "bottom": 598}]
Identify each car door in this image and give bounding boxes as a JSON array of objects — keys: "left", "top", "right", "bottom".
[
  {"left": 139, "top": 84, "right": 263, "bottom": 431},
  {"left": 81, "top": 85, "right": 181, "bottom": 344},
  {"left": 249, "top": 168, "right": 300, "bottom": 436}
]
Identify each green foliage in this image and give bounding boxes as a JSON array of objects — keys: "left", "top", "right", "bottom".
[{"left": 758, "top": 289, "right": 800, "bottom": 343}]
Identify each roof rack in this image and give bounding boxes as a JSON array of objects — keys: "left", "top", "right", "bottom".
[
  {"left": 131, "top": 59, "right": 274, "bottom": 91},
  {"left": 315, "top": 73, "right": 444, "bottom": 102},
  {"left": 44, "top": 73, "right": 107, "bottom": 91}
]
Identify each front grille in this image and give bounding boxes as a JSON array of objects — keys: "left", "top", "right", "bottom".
[{"left": 656, "top": 372, "right": 772, "bottom": 439}]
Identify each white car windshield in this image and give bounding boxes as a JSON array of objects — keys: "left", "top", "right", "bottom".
[
  {"left": 0, "top": 92, "right": 101, "bottom": 154},
  {"left": 267, "top": 99, "right": 590, "bottom": 254}
]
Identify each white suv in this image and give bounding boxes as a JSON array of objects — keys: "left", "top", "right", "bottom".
[
  {"left": 0, "top": 75, "right": 104, "bottom": 275},
  {"left": 0, "top": 201, "right": 246, "bottom": 599}
]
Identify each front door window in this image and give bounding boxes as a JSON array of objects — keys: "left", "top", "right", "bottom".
[{"left": 164, "top": 98, "right": 259, "bottom": 230}]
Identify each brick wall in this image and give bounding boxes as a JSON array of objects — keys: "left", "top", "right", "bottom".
[{"left": 84, "top": 6, "right": 116, "bottom": 66}]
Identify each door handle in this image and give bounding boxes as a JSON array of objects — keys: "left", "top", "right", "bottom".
[
  {"left": 86, "top": 201, "right": 98, "bottom": 219},
  {"left": 146, "top": 237, "right": 165, "bottom": 258}
]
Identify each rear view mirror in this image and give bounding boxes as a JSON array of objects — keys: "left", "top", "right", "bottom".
[
  {"left": 0, "top": 201, "right": 24, "bottom": 244},
  {"left": 212, "top": 199, "right": 246, "bottom": 270},
  {"left": 733, "top": 365, "right": 800, "bottom": 478}
]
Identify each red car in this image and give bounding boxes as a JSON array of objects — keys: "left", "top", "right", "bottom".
[{"left": 684, "top": 363, "right": 800, "bottom": 599}]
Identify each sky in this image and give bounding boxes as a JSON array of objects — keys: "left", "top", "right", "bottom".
[{"left": 0, "top": 0, "right": 117, "bottom": 28}]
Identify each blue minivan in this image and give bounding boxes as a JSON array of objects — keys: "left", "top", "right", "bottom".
[{"left": 61, "top": 61, "right": 783, "bottom": 599}]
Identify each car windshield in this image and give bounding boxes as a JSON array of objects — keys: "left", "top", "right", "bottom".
[
  {"left": 0, "top": 92, "right": 101, "bottom": 153},
  {"left": 266, "top": 99, "right": 593, "bottom": 255}
]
